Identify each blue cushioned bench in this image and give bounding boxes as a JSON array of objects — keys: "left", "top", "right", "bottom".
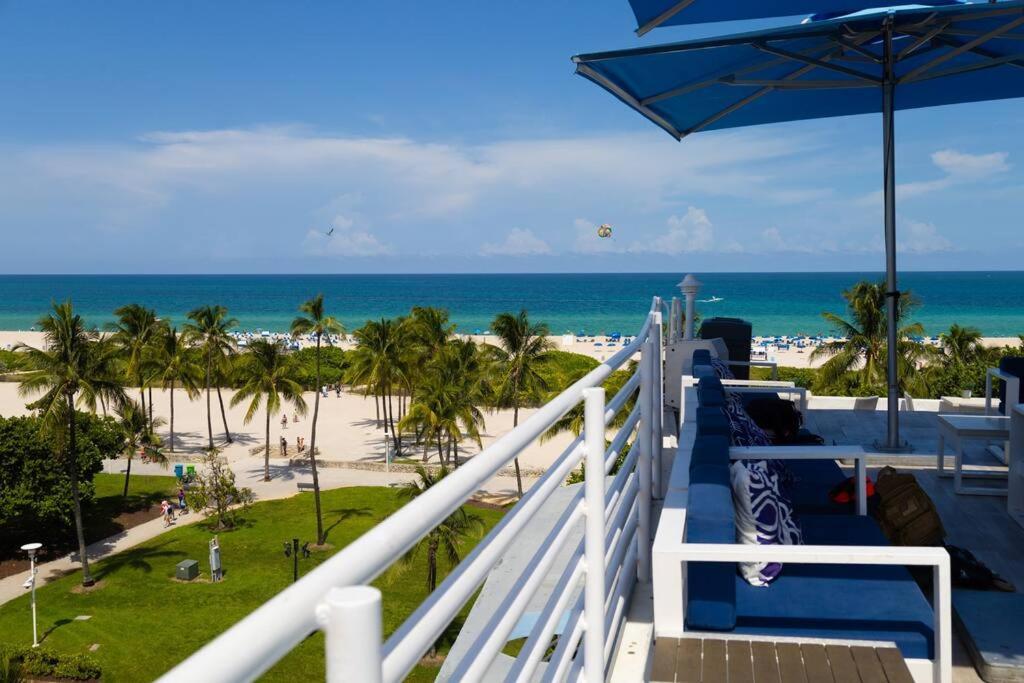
[{"left": 651, "top": 356, "right": 953, "bottom": 682}]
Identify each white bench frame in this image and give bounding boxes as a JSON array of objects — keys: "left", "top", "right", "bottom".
[
  {"left": 984, "top": 367, "right": 1019, "bottom": 464},
  {"left": 666, "top": 543, "right": 951, "bottom": 683}
]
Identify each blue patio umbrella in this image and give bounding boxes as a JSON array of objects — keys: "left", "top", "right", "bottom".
[
  {"left": 574, "top": 1, "right": 1024, "bottom": 449},
  {"left": 628, "top": 0, "right": 965, "bottom": 35}
]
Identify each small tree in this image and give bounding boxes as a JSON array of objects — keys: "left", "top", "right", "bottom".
[{"left": 185, "top": 450, "right": 255, "bottom": 530}]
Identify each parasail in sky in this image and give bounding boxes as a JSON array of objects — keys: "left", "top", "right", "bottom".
[{"left": 597, "top": 224, "right": 613, "bottom": 239}]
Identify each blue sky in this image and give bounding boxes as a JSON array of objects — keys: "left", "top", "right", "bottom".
[{"left": 1, "top": 1, "right": 1022, "bottom": 274}]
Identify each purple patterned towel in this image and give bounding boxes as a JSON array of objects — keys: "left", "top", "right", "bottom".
[{"left": 730, "top": 459, "right": 803, "bottom": 587}]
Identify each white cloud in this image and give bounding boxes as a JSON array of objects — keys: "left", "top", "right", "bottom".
[
  {"left": 480, "top": 228, "right": 552, "bottom": 256},
  {"left": 859, "top": 148, "right": 1010, "bottom": 205},
  {"left": 931, "top": 149, "right": 1010, "bottom": 179},
  {"left": 631, "top": 207, "right": 715, "bottom": 255},
  {"left": 899, "top": 218, "right": 954, "bottom": 254},
  {"left": 302, "top": 213, "right": 393, "bottom": 257}
]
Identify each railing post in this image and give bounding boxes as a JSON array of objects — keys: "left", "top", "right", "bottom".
[
  {"left": 583, "top": 388, "right": 608, "bottom": 682},
  {"left": 638, "top": 341, "right": 654, "bottom": 582},
  {"left": 652, "top": 307, "right": 664, "bottom": 499},
  {"left": 317, "top": 586, "right": 383, "bottom": 683}
]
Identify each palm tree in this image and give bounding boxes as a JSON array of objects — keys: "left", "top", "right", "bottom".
[
  {"left": 940, "top": 324, "right": 984, "bottom": 366},
  {"left": 399, "top": 340, "right": 487, "bottom": 465},
  {"left": 15, "top": 301, "right": 126, "bottom": 586},
  {"left": 230, "top": 340, "right": 307, "bottom": 481},
  {"left": 290, "top": 294, "right": 344, "bottom": 545},
  {"left": 490, "top": 310, "right": 552, "bottom": 496},
  {"left": 811, "top": 281, "right": 927, "bottom": 391},
  {"left": 150, "top": 326, "right": 201, "bottom": 452},
  {"left": 114, "top": 400, "right": 166, "bottom": 497},
  {"left": 390, "top": 465, "right": 483, "bottom": 623},
  {"left": 184, "top": 305, "right": 238, "bottom": 449},
  {"left": 347, "top": 318, "right": 407, "bottom": 455},
  {"left": 106, "top": 304, "right": 160, "bottom": 429}
]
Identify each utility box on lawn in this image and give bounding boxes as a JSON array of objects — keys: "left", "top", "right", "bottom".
[{"left": 176, "top": 559, "right": 199, "bottom": 581}]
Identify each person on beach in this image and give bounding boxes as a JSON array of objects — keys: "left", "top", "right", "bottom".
[
  {"left": 293, "top": 412, "right": 298, "bottom": 423},
  {"left": 280, "top": 435, "right": 288, "bottom": 457},
  {"left": 161, "top": 500, "right": 174, "bottom": 527},
  {"left": 281, "top": 413, "right": 288, "bottom": 430}
]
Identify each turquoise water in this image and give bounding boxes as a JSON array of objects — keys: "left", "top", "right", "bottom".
[{"left": 1, "top": 272, "right": 1023, "bottom": 337}]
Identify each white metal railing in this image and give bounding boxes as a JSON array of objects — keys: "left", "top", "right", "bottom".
[{"left": 158, "top": 298, "right": 664, "bottom": 683}]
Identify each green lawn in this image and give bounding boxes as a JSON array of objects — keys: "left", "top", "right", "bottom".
[
  {"left": 0, "top": 487, "right": 504, "bottom": 682},
  {"left": 83, "top": 473, "right": 180, "bottom": 542}
]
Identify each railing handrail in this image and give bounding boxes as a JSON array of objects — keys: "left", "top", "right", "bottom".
[{"left": 159, "top": 298, "right": 660, "bottom": 683}]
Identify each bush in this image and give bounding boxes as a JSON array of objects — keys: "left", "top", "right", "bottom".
[
  {"left": 0, "top": 646, "right": 100, "bottom": 681},
  {"left": 292, "top": 346, "right": 347, "bottom": 389},
  {"left": 0, "top": 412, "right": 121, "bottom": 555},
  {"left": 750, "top": 366, "right": 817, "bottom": 389}
]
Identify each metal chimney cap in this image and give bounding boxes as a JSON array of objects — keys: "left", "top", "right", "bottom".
[{"left": 678, "top": 274, "right": 702, "bottom": 293}]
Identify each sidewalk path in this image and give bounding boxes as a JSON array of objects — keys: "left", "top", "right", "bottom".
[{"left": 0, "top": 458, "right": 534, "bottom": 607}]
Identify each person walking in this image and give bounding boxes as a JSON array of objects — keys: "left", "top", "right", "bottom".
[
  {"left": 160, "top": 500, "right": 174, "bottom": 527},
  {"left": 177, "top": 487, "right": 187, "bottom": 515},
  {"left": 280, "top": 435, "right": 288, "bottom": 457},
  {"left": 281, "top": 413, "right": 288, "bottom": 430}
]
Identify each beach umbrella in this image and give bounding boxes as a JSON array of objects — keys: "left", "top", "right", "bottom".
[
  {"left": 574, "top": 1, "right": 1024, "bottom": 450},
  {"left": 627, "top": 0, "right": 964, "bottom": 35}
]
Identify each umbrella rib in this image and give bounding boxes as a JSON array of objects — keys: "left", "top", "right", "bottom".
[
  {"left": 640, "top": 43, "right": 840, "bottom": 106},
  {"left": 636, "top": 0, "right": 697, "bottom": 37},
  {"left": 574, "top": 63, "right": 683, "bottom": 140},
  {"left": 723, "top": 78, "right": 876, "bottom": 89},
  {"left": 832, "top": 36, "right": 883, "bottom": 63},
  {"left": 924, "top": 32, "right": 1024, "bottom": 70},
  {"left": 902, "top": 50, "right": 1024, "bottom": 83},
  {"left": 900, "top": 14, "right": 1024, "bottom": 82},
  {"left": 754, "top": 42, "right": 881, "bottom": 82},
  {"left": 681, "top": 32, "right": 881, "bottom": 139},
  {"left": 896, "top": 21, "right": 950, "bottom": 61}
]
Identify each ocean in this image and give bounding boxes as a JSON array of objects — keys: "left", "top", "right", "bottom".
[{"left": 1, "top": 272, "right": 1023, "bottom": 338}]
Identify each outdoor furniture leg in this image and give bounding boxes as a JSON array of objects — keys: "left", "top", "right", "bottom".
[{"left": 937, "top": 432, "right": 946, "bottom": 477}]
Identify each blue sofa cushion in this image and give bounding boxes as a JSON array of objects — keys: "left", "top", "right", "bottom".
[
  {"left": 685, "top": 444, "right": 737, "bottom": 632},
  {"left": 691, "top": 435, "right": 730, "bottom": 471},
  {"left": 696, "top": 407, "right": 730, "bottom": 439},
  {"left": 692, "top": 349, "right": 712, "bottom": 368},
  {"left": 785, "top": 459, "right": 849, "bottom": 516},
  {"left": 732, "top": 515, "right": 935, "bottom": 660}
]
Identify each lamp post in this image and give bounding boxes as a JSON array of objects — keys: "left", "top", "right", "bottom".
[
  {"left": 20, "top": 542, "right": 41, "bottom": 647},
  {"left": 678, "top": 274, "right": 702, "bottom": 341},
  {"left": 282, "top": 538, "right": 310, "bottom": 583}
]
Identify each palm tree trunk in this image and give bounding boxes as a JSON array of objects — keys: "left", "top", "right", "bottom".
[
  {"left": 216, "top": 385, "right": 232, "bottom": 443},
  {"left": 67, "top": 392, "right": 94, "bottom": 587},
  {"left": 310, "top": 335, "right": 325, "bottom": 545},
  {"left": 436, "top": 434, "right": 444, "bottom": 462},
  {"left": 169, "top": 380, "right": 175, "bottom": 452},
  {"left": 386, "top": 384, "right": 401, "bottom": 455},
  {"left": 138, "top": 383, "right": 146, "bottom": 428},
  {"left": 148, "top": 386, "right": 154, "bottom": 431},
  {"left": 374, "top": 393, "right": 380, "bottom": 426},
  {"left": 205, "top": 353, "right": 214, "bottom": 450},
  {"left": 512, "top": 404, "right": 523, "bottom": 497},
  {"left": 264, "top": 406, "right": 271, "bottom": 481},
  {"left": 99, "top": 393, "right": 107, "bottom": 416},
  {"left": 122, "top": 454, "right": 132, "bottom": 498}
]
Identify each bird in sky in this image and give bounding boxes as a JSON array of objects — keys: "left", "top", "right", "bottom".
[{"left": 325, "top": 227, "right": 335, "bottom": 237}]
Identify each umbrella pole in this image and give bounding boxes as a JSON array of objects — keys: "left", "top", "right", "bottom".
[{"left": 882, "top": 21, "right": 906, "bottom": 452}]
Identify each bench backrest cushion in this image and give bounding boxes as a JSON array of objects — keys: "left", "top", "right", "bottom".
[
  {"left": 723, "top": 393, "right": 773, "bottom": 447},
  {"left": 692, "top": 349, "right": 713, "bottom": 368},
  {"left": 685, "top": 436, "right": 737, "bottom": 631},
  {"left": 696, "top": 407, "right": 730, "bottom": 439},
  {"left": 998, "top": 357, "right": 1024, "bottom": 412}
]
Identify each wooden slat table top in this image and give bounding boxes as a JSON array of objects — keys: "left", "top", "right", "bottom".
[{"left": 652, "top": 638, "right": 915, "bottom": 683}]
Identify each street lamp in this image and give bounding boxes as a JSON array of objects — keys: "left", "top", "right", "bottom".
[
  {"left": 20, "top": 542, "right": 41, "bottom": 647},
  {"left": 282, "top": 538, "right": 311, "bottom": 583}
]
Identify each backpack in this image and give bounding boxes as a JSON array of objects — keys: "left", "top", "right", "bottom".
[
  {"left": 874, "top": 467, "right": 945, "bottom": 546},
  {"left": 744, "top": 397, "right": 803, "bottom": 443}
]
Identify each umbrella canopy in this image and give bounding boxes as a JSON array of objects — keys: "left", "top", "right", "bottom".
[
  {"left": 574, "top": 1, "right": 1024, "bottom": 450},
  {"left": 629, "top": 0, "right": 966, "bottom": 35}
]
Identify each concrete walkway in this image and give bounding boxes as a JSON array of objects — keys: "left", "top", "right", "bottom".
[{"left": 0, "top": 456, "right": 534, "bottom": 607}]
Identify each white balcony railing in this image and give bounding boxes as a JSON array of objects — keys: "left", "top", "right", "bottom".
[{"left": 158, "top": 298, "right": 664, "bottom": 683}]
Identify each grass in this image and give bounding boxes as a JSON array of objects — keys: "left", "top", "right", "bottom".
[
  {"left": 0, "top": 486, "right": 505, "bottom": 682},
  {"left": 84, "top": 472, "right": 180, "bottom": 537}
]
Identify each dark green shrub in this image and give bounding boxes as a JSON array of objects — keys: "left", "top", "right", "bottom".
[{"left": 1, "top": 646, "right": 100, "bottom": 681}]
